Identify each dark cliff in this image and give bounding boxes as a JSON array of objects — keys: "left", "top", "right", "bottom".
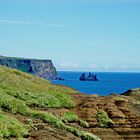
[{"left": 0, "top": 55, "right": 57, "bottom": 80}]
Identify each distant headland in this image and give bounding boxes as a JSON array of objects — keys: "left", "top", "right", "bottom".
[{"left": 0, "top": 55, "right": 58, "bottom": 80}]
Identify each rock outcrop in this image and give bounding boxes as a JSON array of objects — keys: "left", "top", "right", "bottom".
[
  {"left": 79, "top": 72, "right": 99, "bottom": 81},
  {"left": 79, "top": 73, "right": 87, "bottom": 81},
  {"left": 0, "top": 55, "right": 57, "bottom": 80},
  {"left": 70, "top": 89, "right": 140, "bottom": 140}
]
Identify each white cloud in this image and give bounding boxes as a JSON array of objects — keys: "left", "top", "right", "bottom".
[
  {"left": 89, "top": 64, "right": 97, "bottom": 69},
  {"left": 56, "top": 62, "right": 140, "bottom": 72},
  {"left": 35, "top": 22, "right": 71, "bottom": 27},
  {"left": 59, "top": 62, "right": 80, "bottom": 69},
  {"left": 0, "top": 19, "right": 30, "bottom": 24},
  {"left": 104, "top": 65, "right": 109, "bottom": 70},
  {"left": 0, "top": 19, "right": 70, "bottom": 28}
]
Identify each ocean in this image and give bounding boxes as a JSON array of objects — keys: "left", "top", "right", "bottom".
[{"left": 52, "top": 71, "right": 140, "bottom": 96}]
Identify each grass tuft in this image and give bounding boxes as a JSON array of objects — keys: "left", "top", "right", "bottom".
[
  {"left": 97, "top": 110, "right": 113, "bottom": 128},
  {"left": 66, "top": 126, "right": 101, "bottom": 140},
  {"left": 31, "top": 111, "right": 65, "bottom": 129},
  {"left": 63, "top": 112, "right": 79, "bottom": 122},
  {"left": 0, "top": 113, "right": 29, "bottom": 138},
  {"left": 0, "top": 92, "right": 29, "bottom": 115},
  {"left": 79, "top": 120, "right": 89, "bottom": 128}
]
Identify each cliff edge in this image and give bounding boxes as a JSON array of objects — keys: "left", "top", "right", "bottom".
[{"left": 0, "top": 55, "right": 57, "bottom": 80}]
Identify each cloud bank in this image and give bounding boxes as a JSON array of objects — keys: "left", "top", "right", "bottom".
[{"left": 0, "top": 19, "right": 70, "bottom": 28}]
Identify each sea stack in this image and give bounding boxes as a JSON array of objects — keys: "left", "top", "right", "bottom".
[
  {"left": 79, "top": 72, "right": 99, "bottom": 81},
  {"left": 79, "top": 73, "right": 87, "bottom": 81}
]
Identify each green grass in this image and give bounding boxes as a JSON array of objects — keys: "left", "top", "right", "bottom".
[
  {"left": 79, "top": 120, "right": 89, "bottom": 128},
  {"left": 63, "top": 112, "right": 79, "bottom": 122},
  {"left": 31, "top": 110, "right": 66, "bottom": 129},
  {"left": 97, "top": 110, "right": 113, "bottom": 128},
  {"left": 0, "top": 112, "right": 29, "bottom": 138},
  {"left": 0, "top": 66, "right": 76, "bottom": 109},
  {"left": 0, "top": 66, "right": 76, "bottom": 138},
  {"left": 66, "top": 126, "right": 101, "bottom": 140},
  {"left": 63, "top": 112, "right": 89, "bottom": 128},
  {"left": 31, "top": 110, "right": 101, "bottom": 140},
  {"left": 0, "top": 92, "right": 29, "bottom": 115},
  {"left": 0, "top": 66, "right": 101, "bottom": 140}
]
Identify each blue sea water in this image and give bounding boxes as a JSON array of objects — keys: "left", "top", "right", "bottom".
[{"left": 52, "top": 71, "right": 140, "bottom": 96}]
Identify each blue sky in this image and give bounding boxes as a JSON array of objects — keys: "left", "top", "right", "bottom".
[{"left": 0, "top": 0, "right": 140, "bottom": 72}]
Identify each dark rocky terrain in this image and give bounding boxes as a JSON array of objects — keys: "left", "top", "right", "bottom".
[{"left": 0, "top": 55, "right": 57, "bottom": 80}]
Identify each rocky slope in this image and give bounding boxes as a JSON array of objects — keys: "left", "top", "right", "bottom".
[
  {"left": 25, "top": 91, "right": 140, "bottom": 140},
  {"left": 0, "top": 55, "right": 57, "bottom": 80},
  {"left": 0, "top": 65, "right": 140, "bottom": 140},
  {"left": 71, "top": 92, "right": 140, "bottom": 140}
]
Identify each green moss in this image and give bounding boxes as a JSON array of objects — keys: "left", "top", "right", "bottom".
[
  {"left": 63, "top": 112, "right": 79, "bottom": 122},
  {"left": 0, "top": 113, "right": 29, "bottom": 138},
  {"left": 97, "top": 110, "right": 113, "bottom": 128}
]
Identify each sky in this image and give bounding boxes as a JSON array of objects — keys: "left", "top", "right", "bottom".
[{"left": 0, "top": 0, "right": 140, "bottom": 72}]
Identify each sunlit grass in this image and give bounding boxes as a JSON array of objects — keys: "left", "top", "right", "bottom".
[
  {"left": 97, "top": 110, "right": 113, "bottom": 128},
  {"left": 0, "top": 66, "right": 76, "bottom": 109},
  {"left": 0, "top": 112, "right": 29, "bottom": 138},
  {"left": 0, "top": 66, "right": 101, "bottom": 140}
]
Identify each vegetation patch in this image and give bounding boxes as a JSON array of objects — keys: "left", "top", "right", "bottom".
[
  {"left": 0, "top": 92, "right": 29, "bottom": 115},
  {"left": 31, "top": 110, "right": 65, "bottom": 129},
  {"left": 0, "top": 66, "right": 101, "bottom": 140},
  {"left": 66, "top": 126, "right": 101, "bottom": 140},
  {"left": 31, "top": 110, "right": 101, "bottom": 140},
  {"left": 79, "top": 120, "right": 89, "bottom": 128},
  {"left": 0, "top": 66, "right": 76, "bottom": 109},
  {"left": 114, "top": 97, "right": 126, "bottom": 101},
  {"left": 0, "top": 113, "right": 29, "bottom": 138},
  {"left": 63, "top": 112, "right": 79, "bottom": 122},
  {"left": 97, "top": 110, "right": 113, "bottom": 128}
]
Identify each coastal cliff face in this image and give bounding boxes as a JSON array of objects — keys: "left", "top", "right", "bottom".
[{"left": 0, "top": 56, "right": 57, "bottom": 80}]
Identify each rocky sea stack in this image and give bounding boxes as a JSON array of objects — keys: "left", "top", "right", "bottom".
[
  {"left": 0, "top": 55, "right": 57, "bottom": 80},
  {"left": 79, "top": 72, "right": 99, "bottom": 81}
]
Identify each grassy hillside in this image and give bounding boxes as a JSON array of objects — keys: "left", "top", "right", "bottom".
[
  {"left": 0, "top": 66, "right": 77, "bottom": 109},
  {"left": 0, "top": 66, "right": 101, "bottom": 140}
]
